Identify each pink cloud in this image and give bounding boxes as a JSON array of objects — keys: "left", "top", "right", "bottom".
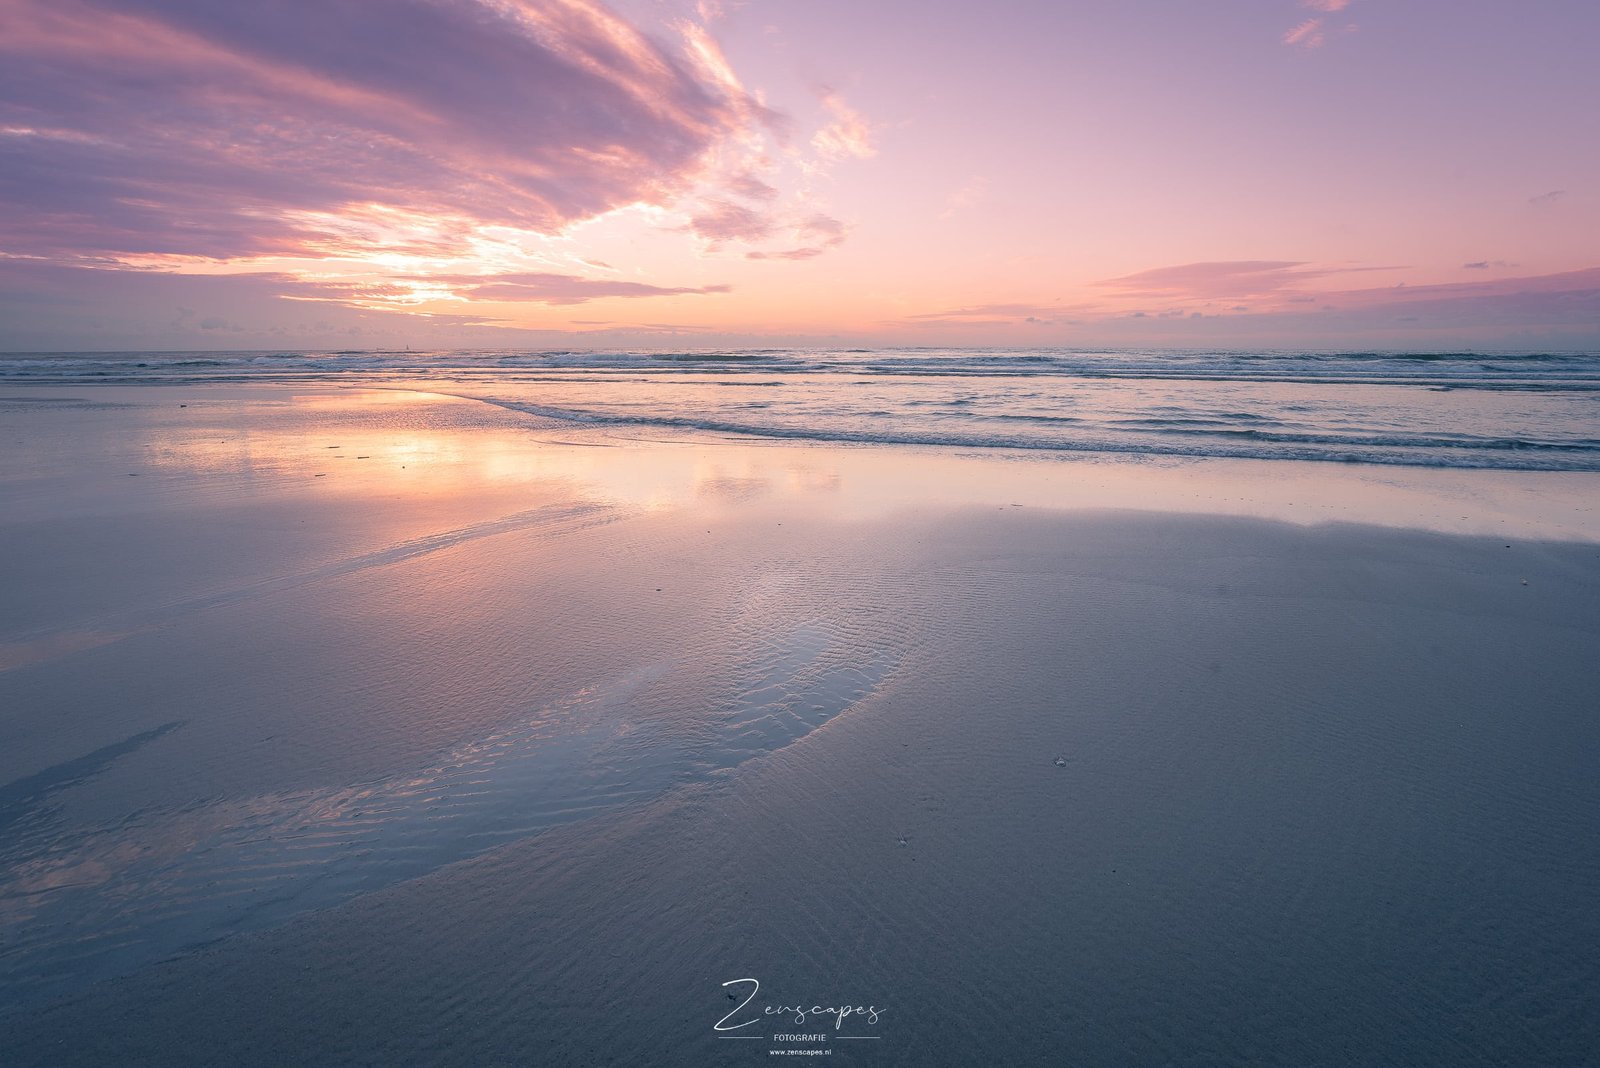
[
  {"left": 0, "top": 0, "right": 762, "bottom": 263},
  {"left": 810, "top": 89, "right": 877, "bottom": 161},
  {"left": 725, "top": 173, "right": 780, "bottom": 201},
  {"left": 1283, "top": 3, "right": 1361, "bottom": 49},
  {"left": 735, "top": 211, "right": 848, "bottom": 260},
  {"left": 1315, "top": 266, "right": 1600, "bottom": 309},
  {"left": 689, "top": 200, "right": 777, "bottom": 244},
  {"left": 259, "top": 271, "right": 731, "bottom": 308},
  {"left": 433, "top": 273, "right": 732, "bottom": 305},
  {"left": 1205, "top": 268, "right": 1600, "bottom": 341},
  {"left": 1095, "top": 260, "right": 1404, "bottom": 301},
  {"left": 746, "top": 248, "right": 825, "bottom": 261},
  {"left": 917, "top": 267, "right": 1600, "bottom": 340},
  {"left": 798, "top": 214, "right": 848, "bottom": 244},
  {"left": 902, "top": 301, "right": 1095, "bottom": 325},
  {"left": 1283, "top": 18, "right": 1326, "bottom": 48}
]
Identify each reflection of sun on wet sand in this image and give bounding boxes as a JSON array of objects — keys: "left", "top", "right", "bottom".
[{"left": 1, "top": 383, "right": 1598, "bottom": 1066}]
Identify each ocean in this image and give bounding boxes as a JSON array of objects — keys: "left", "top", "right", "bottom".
[{"left": 3, "top": 347, "right": 1598, "bottom": 470}]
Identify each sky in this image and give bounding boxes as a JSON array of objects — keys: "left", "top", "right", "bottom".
[{"left": 1, "top": 0, "right": 1597, "bottom": 352}]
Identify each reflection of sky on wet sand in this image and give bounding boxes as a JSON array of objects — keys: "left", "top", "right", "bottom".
[
  {"left": 390, "top": 384, "right": 1600, "bottom": 540},
  {"left": 288, "top": 385, "right": 1600, "bottom": 539},
  {"left": 5, "top": 383, "right": 1597, "bottom": 542},
  {"left": 0, "top": 385, "right": 911, "bottom": 1004}
]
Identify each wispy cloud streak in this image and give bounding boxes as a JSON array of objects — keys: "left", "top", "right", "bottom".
[
  {"left": 810, "top": 89, "right": 877, "bottom": 162},
  {"left": 1282, "top": 0, "right": 1360, "bottom": 49},
  {"left": 1095, "top": 260, "right": 1403, "bottom": 301}
]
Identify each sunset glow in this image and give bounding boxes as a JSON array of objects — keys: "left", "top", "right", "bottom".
[{"left": 2, "top": 0, "right": 1597, "bottom": 351}]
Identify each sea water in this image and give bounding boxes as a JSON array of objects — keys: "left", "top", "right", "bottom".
[{"left": 3, "top": 347, "right": 1597, "bottom": 470}]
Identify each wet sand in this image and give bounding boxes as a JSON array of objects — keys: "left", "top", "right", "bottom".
[{"left": 2, "top": 384, "right": 1598, "bottom": 1065}]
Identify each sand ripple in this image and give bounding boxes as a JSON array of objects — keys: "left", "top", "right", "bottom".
[{"left": 0, "top": 610, "right": 900, "bottom": 1009}]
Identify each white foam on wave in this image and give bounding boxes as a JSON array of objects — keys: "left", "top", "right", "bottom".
[{"left": 3, "top": 348, "right": 1598, "bottom": 470}]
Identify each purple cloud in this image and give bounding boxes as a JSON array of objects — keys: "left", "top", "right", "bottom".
[
  {"left": 744, "top": 213, "right": 848, "bottom": 261},
  {"left": 1096, "top": 260, "right": 1404, "bottom": 301},
  {"left": 810, "top": 89, "right": 876, "bottom": 161},
  {"left": 725, "top": 173, "right": 780, "bottom": 201},
  {"left": 888, "top": 267, "right": 1600, "bottom": 344},
  {"left": 423, "top": 272, "right": 731, "bottom": 305},
  {"left": 1283, "top": 19, "right": 1327, "bottom": 48},
  {"left": 901, "top": 301, "right": 1094, "bottom": 325},
  {"left": 1328, "top": 266, "right": 1600, "bottom": 308},
  {"left": 0, "top": 0, "right": 760, "bottom": 263},
  {"left": 688, "top": 199, "right": 776, "bottom": 244},
  {"left": 746, "top": 248, "right": 825, "bottom": 261}
]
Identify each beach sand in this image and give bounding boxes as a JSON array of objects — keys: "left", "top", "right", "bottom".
[{"left": 2, "top": 384, "right": 1598, "bottom": 1065}]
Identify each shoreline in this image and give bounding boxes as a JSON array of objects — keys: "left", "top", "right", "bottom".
[
  {"left": 5, "top": 349, "right": 1599, "bottom": 474},
  {"left": 4, "top": 381, "right": 1599, "bottom": 542}
]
